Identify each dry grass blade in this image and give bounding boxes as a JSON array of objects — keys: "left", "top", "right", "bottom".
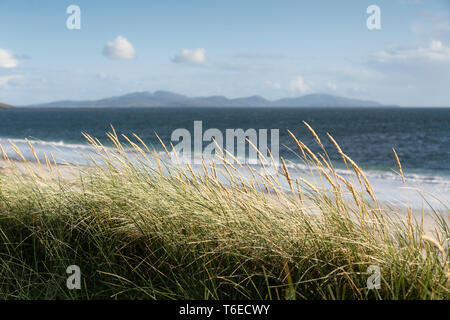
[{"left": 392, "top": 148, "right": 405, "bottom": 183}]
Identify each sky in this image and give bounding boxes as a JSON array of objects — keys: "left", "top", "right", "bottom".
[{"left": 0, "top": 0, "right": 449, "bottom": 106}]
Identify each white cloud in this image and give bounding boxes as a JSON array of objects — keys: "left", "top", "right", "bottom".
[
  {"left": 0, "top": 49, "right": 19, "bottom": 68},
  {"left": 0, "top": 75, "right": 23, "bottom": 87},
  {"left": 102, "top": 36, "right": 136, "bottom": 60},
  {"left": 375, "top": 40, "right": 450, "bottom": 63},
  {"left": 172, "top": 48, "right": 206, "bottom": 64},
  {"left": 290, "top": 76, "right": 309, "bottom": 93}
]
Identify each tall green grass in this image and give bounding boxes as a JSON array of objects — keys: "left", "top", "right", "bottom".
[{"left": 0, "top": 124, "right": 448, "bottom": 299}]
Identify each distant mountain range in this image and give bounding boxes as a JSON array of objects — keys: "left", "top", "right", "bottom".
[{"left": 23, "top": 91, "right": 391, "bottom": 108}]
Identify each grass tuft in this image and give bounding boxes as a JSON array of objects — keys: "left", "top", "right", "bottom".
[{"left": 0, "top": 125, "right": 448, "bottom": 299}]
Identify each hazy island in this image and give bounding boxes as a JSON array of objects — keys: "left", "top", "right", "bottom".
[{"left": 22, "top": 91, "right": 395, "bottom": 108}]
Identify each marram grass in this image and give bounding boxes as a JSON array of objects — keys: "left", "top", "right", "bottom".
[{"left": 0, "top": 124, "right": 448, "bottom": 300}]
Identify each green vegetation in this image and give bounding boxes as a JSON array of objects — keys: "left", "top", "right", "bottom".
[{"left": 0, "top": 124, "right": 448, "bottom": 299}]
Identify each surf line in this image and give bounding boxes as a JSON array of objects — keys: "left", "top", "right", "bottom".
[{"left": 170, "top": 120, "right": 279, "bottom": 166}]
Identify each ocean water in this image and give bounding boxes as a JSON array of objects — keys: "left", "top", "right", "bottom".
[{"left": 1, "top": 107, "right": 449, "bottom": 208}]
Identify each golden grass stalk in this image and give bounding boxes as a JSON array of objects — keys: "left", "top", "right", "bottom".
[{"left": 392, "top": 148, "right": 405, "bottom": 183}]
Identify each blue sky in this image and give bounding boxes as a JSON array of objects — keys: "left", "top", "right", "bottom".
[{"left": 0, "top": 0, "right": 449, "bottom": 106}]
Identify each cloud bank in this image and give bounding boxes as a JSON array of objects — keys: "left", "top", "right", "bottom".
[{"left": 375, "top": 40, "right": 450, "bottom": 63}]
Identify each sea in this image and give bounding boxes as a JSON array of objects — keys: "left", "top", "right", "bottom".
[{"left": 1, "top": 107, "right": 449, "bottom": 209}]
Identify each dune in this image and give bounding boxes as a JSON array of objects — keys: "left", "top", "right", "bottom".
[{"left": 0, "top": 126, "right": 447, "bottom": 299}]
